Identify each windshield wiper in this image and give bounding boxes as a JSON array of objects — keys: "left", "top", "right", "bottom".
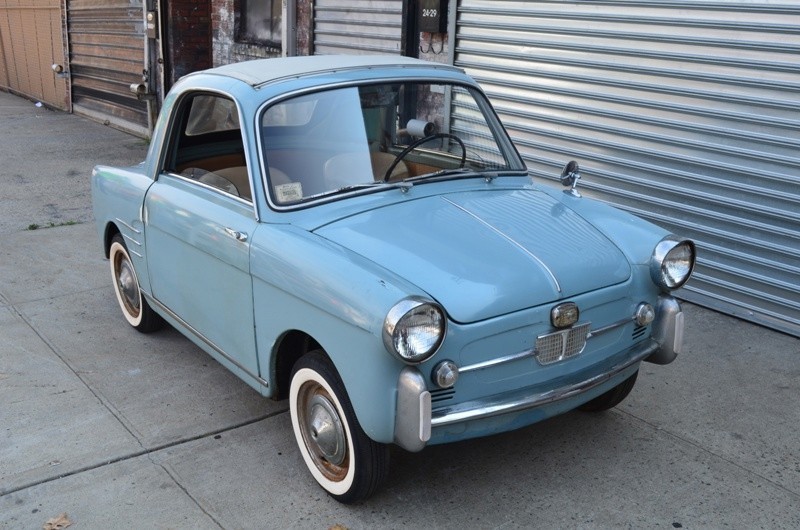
[
  {"left": 406, "top": 168, "right": 478, "bottom": 182},
  {"left": 328, "top": 181, "right": 412, "bottom": 197},
  {"left": 407, "top": 168, "right": 528, "bottom": 183}
]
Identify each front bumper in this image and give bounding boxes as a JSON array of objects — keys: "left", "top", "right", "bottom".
[{"left": 393, "top": 295, "right": 685, "bottom": 452}]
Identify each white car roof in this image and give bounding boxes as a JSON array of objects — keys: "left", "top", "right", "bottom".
[{"left": 201, "top": 55, "right": 462, "bottom": 87}]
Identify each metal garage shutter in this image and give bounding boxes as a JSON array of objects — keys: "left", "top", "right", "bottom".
[
  {"left": 67, "top": 0, "right": 149, "bottom": 137},
  {"left": 452, "top": 1, "right": 800, "bottom": 337},
  {"left": 313, "top": 0, "right": 402, "bottom": 55}
]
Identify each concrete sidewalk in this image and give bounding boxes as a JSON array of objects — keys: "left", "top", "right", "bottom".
[{"left": 1, "top": 91, "right": 798, "bottom": 529}]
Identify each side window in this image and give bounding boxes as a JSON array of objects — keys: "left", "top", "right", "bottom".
[{"left": 164, "top": 94, "right": 253, "bottom": 202}]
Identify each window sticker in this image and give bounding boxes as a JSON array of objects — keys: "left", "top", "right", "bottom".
[{"left": 275, "top": 182, "right": 303, "bottom": 203}]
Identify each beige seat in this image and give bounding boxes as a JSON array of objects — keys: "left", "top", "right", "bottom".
[
  {"left": 217, "top": 165, "right": 294, "bottom": 202},
  {"left": 198, "top": 171, "right": 239, "bottom": 196},
  {"left": 371, "top": 151, "right": 409, "bottom": 181},
  {"left": 214, "top": 166, "right": 251, "bottom": 200},
  {"left": 323, "top": 152, "right": 409, "bottom": 189}
]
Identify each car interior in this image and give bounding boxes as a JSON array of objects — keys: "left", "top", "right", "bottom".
[{"left": 164, "top": 84, "right": 505, "bottom": 207}]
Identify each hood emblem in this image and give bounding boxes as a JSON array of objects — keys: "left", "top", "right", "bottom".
[{"left": 551, "top": 302, "right": 579, "bottom": 328}]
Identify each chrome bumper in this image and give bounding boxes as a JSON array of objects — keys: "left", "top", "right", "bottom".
[
  {"left": 392, "top": 295, "right": 684, "bottom": 452},
  {"left": 430, "top": 340, "right": 657, "bottom": 430},
  {"left": 645, "top": 295, "right": 684, "bottom": 364}
]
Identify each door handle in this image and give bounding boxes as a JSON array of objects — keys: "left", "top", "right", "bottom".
[{"left": 224, "top": 227, "right": 248, "bottom": 242}]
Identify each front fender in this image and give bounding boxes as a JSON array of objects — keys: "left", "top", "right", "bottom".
[
  {"left": 91, "top": 163, "right": 153, "bottom": 291},
  {"left": 250, "top": 224, "right": 427, "bottom": 443}
]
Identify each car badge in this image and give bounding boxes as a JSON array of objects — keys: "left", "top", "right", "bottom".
[{"left": 551, "top": 302, "right": 579, "bottom": 328}]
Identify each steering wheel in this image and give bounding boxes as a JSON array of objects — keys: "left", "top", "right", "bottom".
[{"left": 383, "top": 133, "right": 466, "bottom": 182}]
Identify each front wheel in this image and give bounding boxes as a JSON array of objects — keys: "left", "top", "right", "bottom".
[
  {"left": 290, "top": 351, "right": 389, "bottom": 503},
  {"left": 578, "top": 370, "right": 638, "bottom": 412},
  {"left": 109, "top": 233, "right": 162, "bottom": 333}
]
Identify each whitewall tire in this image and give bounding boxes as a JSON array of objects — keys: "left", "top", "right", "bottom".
[
  {"left": 290, "top": 351, "right": 388, "bottom": 503},
  {"left": 109, "top": 233, "right": 162, "bottom": 333}
]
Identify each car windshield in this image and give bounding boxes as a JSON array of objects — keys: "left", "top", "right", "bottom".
[{"left": 259, "top": 81, "right": 526, "bottom": 206}]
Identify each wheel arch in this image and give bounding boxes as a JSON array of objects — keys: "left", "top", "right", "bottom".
[
  {"left": 102, "top": 221, "right": 122, "bottom": 258},
  {"left": 271, "top": 330, "right": 322, "bottom": 400},
  {"left": 265, "top": 322, "right": 400, "bottom": 445}
]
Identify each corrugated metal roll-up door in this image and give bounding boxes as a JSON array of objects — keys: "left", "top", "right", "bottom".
[
  {"left": 313, "top": 0, "right": 402, "bottom": 55},
  {"left": 67, "top": 0, "right": 149, "bottom": 137},
  {"left": 452, "top": 1, "right": 800, "bottom": 337},
  {"left": 0, "top": 0, "right": 69, "bottom": 110}
]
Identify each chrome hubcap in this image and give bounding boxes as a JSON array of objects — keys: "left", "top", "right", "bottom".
[
  {"left": 115, "top": 254, "right": 140, "bottom": 316},
  {"left": 297, "top": 381, "right": 349, "bottom": 482},
  {"left": 306, "top": 393, "right": 346, "bottom": 466}
]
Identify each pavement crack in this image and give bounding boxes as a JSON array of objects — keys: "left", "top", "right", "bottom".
[
  {"left": 0, "top": 409, "right": 288, "bottom": 498},
  {"left": 156, "top": 462, "right": 226, "bottom": 529},
  {"left": 8, "top": 303, "right": 149, "bottom": 450}
]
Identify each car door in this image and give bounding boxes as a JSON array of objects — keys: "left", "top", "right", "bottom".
[{"left": 144, "top": 93, "right": 260, "bottom": 377}]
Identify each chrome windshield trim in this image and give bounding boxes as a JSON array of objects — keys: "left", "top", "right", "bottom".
[
  {"left": 144, "top": 293, "right": 269, "bottom": 390},
  {"left": 431, "top": 340, "right": 657, "bottom": 427},
  {"left": 441, "top": 197, "right": 561, "bottom": 293}
]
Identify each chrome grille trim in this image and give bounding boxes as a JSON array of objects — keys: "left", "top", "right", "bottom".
[
  {"left": 459, "top": 315, "right": 639, "bottom": 375},
  {"left": 587, "top": 316, "right": 634, "bottom": 338},
  {"left": 534, "top": 323, "right": 591, "bottom": 365},
  {"left": 459, "top": 348, "right": 535, "bottom": 374}
]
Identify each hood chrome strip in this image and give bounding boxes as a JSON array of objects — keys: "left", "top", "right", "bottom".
[{"left": 442, "top": 197, "right": 561, "bottom": 293}]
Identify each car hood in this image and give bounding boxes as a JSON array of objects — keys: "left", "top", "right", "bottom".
[{"left": 313, "top": 189, "right": 631, "bottom": 323}]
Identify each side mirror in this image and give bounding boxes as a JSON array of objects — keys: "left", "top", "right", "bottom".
[{"left": 560, "top": 160, "right": 581, "bottom": 197}]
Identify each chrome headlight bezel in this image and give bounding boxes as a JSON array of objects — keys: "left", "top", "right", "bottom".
[
  {"left": 650, "top": 236, "right": 696, "bottom": 291},
  {"left": 383, "top": 296, "right": 446, "bottom": 364}
]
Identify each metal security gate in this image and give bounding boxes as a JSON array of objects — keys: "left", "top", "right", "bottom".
[
  {"left": 0, "top": 0, "right": 69, "bottom": 110},
  {"left": 67, "top": 0, "right": 149, "bottom": 137},
  {"left": 313, "top": 0, "right": 402, "bottom": 55},
  {"left": 451, "top": 1, "right": 800, "bottom": 337}
]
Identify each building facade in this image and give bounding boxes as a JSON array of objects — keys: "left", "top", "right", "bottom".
[{"left": 1, "top": 0, "right": 798, "bottom": 338}]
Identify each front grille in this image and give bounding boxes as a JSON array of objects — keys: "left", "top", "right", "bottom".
[
  {"left": 534, "top": 323, "right": 591, "bottom": 365},
  {"left": 430, "top": 388, "right": 455, "bottom": 403},
  {"left": 632, "top": 325, "right": 648, "bottom": 340}
]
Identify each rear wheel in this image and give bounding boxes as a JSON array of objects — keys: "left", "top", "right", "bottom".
[
  {"left": 578, "top": 371, "right": 638, "bottom": 412},
  {"left": 109, "top": 233, "right": 162, "bottom": 333},
  {"left": 290, "top": 351, "right": 389, "bottom": 503}
]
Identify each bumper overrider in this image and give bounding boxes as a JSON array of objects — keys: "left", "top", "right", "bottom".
[{"left": 393, "top": 295, "right": 685, "bottom": 452}]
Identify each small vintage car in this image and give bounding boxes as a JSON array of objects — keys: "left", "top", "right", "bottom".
[{"left": 92, "top": 55, "right": 695, "bottom": 503}]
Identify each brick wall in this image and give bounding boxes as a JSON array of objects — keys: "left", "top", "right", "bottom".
[
  {"left": 296, "top": 0, "right": 313, "bottom": 56},
  {"left": 211, "top": 0, "right": 281, "bottom": 67},
  {"left": 166, "top": 0, "right": 212, "bottom": 85}
]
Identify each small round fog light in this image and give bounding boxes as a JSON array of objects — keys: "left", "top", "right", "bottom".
[
  {"left": 432, "top": 360, "right": 459, "bottom": 388},
  {"left": 635, "top": 302, "right": 656, "bottom": 326}
]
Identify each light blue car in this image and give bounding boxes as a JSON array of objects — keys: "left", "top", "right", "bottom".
[{"left": 92, "top": 55, "right": 695, "bottom": 503}]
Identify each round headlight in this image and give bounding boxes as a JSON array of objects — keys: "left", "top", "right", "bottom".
[
  {"left": 650, "top": 236, "right": 696, "bottom": 290},
  {"left": 383, "top": 297, "right": 446, "bottom": 364}
]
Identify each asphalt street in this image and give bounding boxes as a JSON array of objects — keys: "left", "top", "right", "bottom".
[{"left": 1, "top": 90, "right": 798, "bottom": 529}]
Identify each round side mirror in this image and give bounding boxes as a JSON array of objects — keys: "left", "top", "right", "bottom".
[{"left": 560, "top": 160, "right": 580, "bottom": 188}]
